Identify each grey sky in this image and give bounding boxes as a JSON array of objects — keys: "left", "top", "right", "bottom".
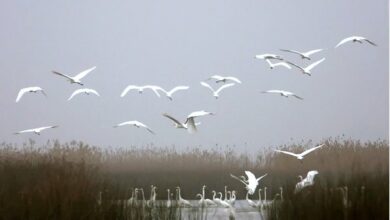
[{"left": 0, "top": 1, "right": 388, "bottom": 152}]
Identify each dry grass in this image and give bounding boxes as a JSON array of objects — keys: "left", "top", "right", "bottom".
[{"left": 0, "top": 138, "right": 387, "bottom": 219}]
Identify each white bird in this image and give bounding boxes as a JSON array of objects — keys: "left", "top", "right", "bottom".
[
  {"left": 67, "top": 88, "right": 100, "bottom": 101},
  {"left": 207, "top": 75, "right": 242, "bottom": 84},
  {"left": 265, "top": 59, "right": 292, "bottom": 70},
  {"left": 335, "top": 36, "right": 377, "bottom": 48},
  {"left": 287, "top": 58, "right": 325, "bottom": 76},
  {"left": 159, "top": 86, "right": 189, "bottom": 100},
  {"left": 261, "top": 90, "right": 303, "bottom": 100},
  {"left": 52, "top": 66, "right": 96, "bottom": 86},
  {"left": 200, "top": 82, "right": 235, "bottom": 99},
  {"left": 230, "top": 171, "right": 267, "bottom": 195},
  {"left": 14, "top": 125, "right": 58, "bottom": 135},
  {"left": 246, "top": 191, "right": 258, "bottom": 208},
  {"left": 113, "top": 120, "right": 155, "bottom": 134},
  {"left": 120, "top": 85, "right": 163, "bottom": 98},
  {"left": 163, "top": 111, "right": 212, "bottom": 133},
  {"left": 176, "top": 187, "right": 192, "bottom": 207},
  {"left": 196, "top": 194, "right": 216, "bottom": 207},
  {"left": 217, "top": 192, "right": 231, "bottom": 208},
  {"left": 274, "top": 144, "right": 324, "bottom": 161},
  {"left": 295, "top": 170, "right": 319, "bottom": 193},
  {"left": 280, "top": 48, "right": 323, "bottom": 60},
  {"left": 254, "top": 54, "right": 283, "bottom": 60},
  {"left": 16, "top": 87, "right": 46, "bottom": 103}
]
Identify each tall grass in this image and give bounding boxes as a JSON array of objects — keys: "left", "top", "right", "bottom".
[{"left": 0, "top": 138, "right": 388, "bottom": 219}]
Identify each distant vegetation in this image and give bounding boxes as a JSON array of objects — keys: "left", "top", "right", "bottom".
[{"left": 0, "top": 138, "right": 388, "bottom": 219}]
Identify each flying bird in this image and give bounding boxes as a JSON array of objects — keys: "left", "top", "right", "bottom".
[
  {"left": 295, "top": 170, "right": 319, "bottom": 193},
  {"left": 287, "top": 58, "right": 325, "bottom": 76},
  {"left": 265, "top": 59, "right": 292, "bottom": 70},
  {"left": 254, "top": 54, "right": 283, "bottom": 60},
  {"left": 261, "top": 90, "right": 303, "bottom": 100},
  {"left": 68, "top": 88, "right": 100, "bottom": 101},
  {"left": 14, "top": 125, "right": 58, "bottom": 135},
  {"left": 52, "top": 66, "right": 96, "bottom": 86},
  {"left": 335, "top": 36, "right": 377, "bottom": 48},
  {"left": 120, "top": 85, "right": 163, "bottom": 98},
  {"left": 159, "top": 86, "right": 189, "bottom": 100},
  {"left": 280, "top": 48, "right": 323, "bottom": 60},
  {"left": 230, "top": 171, "right": 267, "bottom": 195},
  {"left": 16, "top": 87, "right": 46, "bottom": 103},
  {"left": 114, "top": 120, "right": 155, "bottom": 134},
  {"left": 274, "top": 144, "right": 324, "bottom": 161},
  {"left": 200, "top": 82, "right": 235, "bottom": 98},
  {"left": 163, "top": 111, "right": 212, "bottom": 133},
  {"left": 207, "top": 75, "right": 242, "bottom": 84}
]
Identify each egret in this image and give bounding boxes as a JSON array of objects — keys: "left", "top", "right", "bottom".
[
  {"left": 159, "top": 86, "right": 189, "bottom": 100},
  {"left": 114, "top": 121, "right": 155, "bottom": 134},
  {"left": 280, "top": 48, "right": 323, "bottom": 60},
  {"left": 200, "top": 81, "right": 235, "bottom": 99},
  {"left": 335, "top": 36, "right": 377, "bottom": 48},
  {"left": 207, "top": 75, "right": 242, "bottom": 84},
  {"left": 295, "top": 170, "right": 319, "bottom": 193},
  {"left": 68, "top": 88, "right": 100, "bottom": 101},
  {"left": 120, "top": 85, "right": 163, "bottom": 98},
  {"left": 52, "top": 66, "right": 96, "bottom": 86},
  {"left": 230, "top": 171, "right": 267, "bottom": 195},
  {"left": 14, "top": 125, "right": 58, "bottom": 135},
  {"left": 16, "top": 87, "right": 47, "bottom": 103},
  {"left": 287, "top": 58, "right": 325, "bottom": 76},
  {"left": 261, "top": 90, "right": 303, "bottom": 100},
  {"left": 274, "top": 144, "right": 324, "bottom": 161}
]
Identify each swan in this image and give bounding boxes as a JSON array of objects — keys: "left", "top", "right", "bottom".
[
  {"left": 217, "top": 192, "right": 231, "bottom": 208},
  {"left": 287, "top": 58, "right": 325, "bottom": 76},
  {"left": 230, "top": 171, "right": 267, "bottom": 195},
  {"left": 14, "top": 125, "right": 58, "bottom": 135},
  {"left": 207, "top": 75, "right": 242, "bottom": 84},
  {"left": 166, "top": 189, "right": 172, "bottom": 208},
  {"left": 176, "top": 187, "right": 192, "bottom": 207},
  {"left": 120, "top": 85, "right": 163, "bottom": 98},
  {"left": 159, "top": 86, "right": 189, "bottom": 100},
  {"left": 200, "top": 81, "right": 235, "bottom": 98},
  {"left": 261, "top": 90, "right": 303, "bottom": 100},
  {"left": 67, "top": 88, "right": 100, "bottom": 101},
  {"left": 52, "top": 66, "right": 96, "bottom": 86},
  {"left": 246, "top": 191, "right": 258, "bottom": 208},
  {"left": 335, "top": 36, "right": 377, "bottom": 48},
  {"left": 201, "top": 185, "right": 216, "bottom": 206},
  {"left": 254, "top": 54, "right": 283, "bottom": 60},
  {"left": 256, "top": 188, "right": 262, "bottom": 207},
  {"left": 265, "top": 59, "right": 292, "bottom": 69},
  {"left": 295, "top": 170, "right": 319, "bottom": 193},
  {"left": 274, "top": 144, "right": 324, "bottom": 161},
  {"left": 280, "top": 48, "right": 323, "bottom": 60},
  {"left": 228, "top": 190, "right": 236, "bottom": 206},
  {"left": 196, "top": 194, "right": 216, "bottom": 207},
  {"left": 16, "top": 87, "right": 47, "bottom": 103},
  {"left": 113, "top": 120, "right": 155, "bottom": 134}
]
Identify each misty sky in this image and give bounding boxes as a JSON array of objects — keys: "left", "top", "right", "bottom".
[{"left": 0, "top": 1, "right": 388, "bottom": 152}]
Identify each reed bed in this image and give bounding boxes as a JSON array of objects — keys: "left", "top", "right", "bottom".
[{"left": 0, "top": 138, "right": 387, "bottom": 219}]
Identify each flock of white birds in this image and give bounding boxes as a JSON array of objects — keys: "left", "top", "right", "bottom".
[{"left": 14, "top": 35, "right": 376, "bottom": 207}]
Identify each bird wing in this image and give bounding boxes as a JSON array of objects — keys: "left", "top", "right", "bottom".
[
  {"left": 37, "top": 125, "right": 58, "bottom": 132},
  {"left": 68, "top": 89, "right": 86, "bottom": 101},
  {"left": 225, "top": 77, "right": 242, "bottom": 84},
  {"left": 305, "top": 58, "right": 325, "bottom": 72},
  {"left": 274, "top": 61, "right": 292, "bottom": 69},
  {"left": 306, "top": 170, "right": 319, "bottom": 182},
  {"left": 215, "top": 83, "right": 235, "bottom": 95},
  {"left": 256, "top": 173, "right": 268, "bottom": 182},
  {"left": 274, "top": 149, "right": 299, "bottom": 157},
  {"left": 280, "top": 49, "right": 302, "bottom": 56},
  {"left": 209, "top": 75, "right": 223, "bottom": 81},
  {"left": 245, "top": 171, "right": 257, "bottom": 183},
  {"left": 186, "top": 111, "right": 213, "bottom": 121},
  {"left": 299, "top": 144, "right": 324, "bottom": 157},
  {"left": 303, "top": 49, "right": 323, "bottom": 56},
  {"left": 262, "top": 90, "right": 283, "bottom": 94},
  {"left": 335, "top": 36, "right": 355, "bottom": 48},
  {"left": 74, "top": 66, "right": 96, "bottom": 81},
  {"left": 285, "top": 61, "right": 304, "bottom": 71},
  {"left": 186, "top": 117, "right": 197, "bottom": 133},
  {"left": 87, "top": 89, "right": 100, "bottom": 96},
  {"left": 230, "top": 174, "right": 247, "bottom": 185},
  {"left": 114, "top": 121, "right": 133, "bottom": 127},
  {"left": 16, "top": 88, "right": 31, "bottom": 102},
  {"left": 120, "top": 85, "right": 140, "bottom": 97},
  {"left": 52, "top": 71, "right": 73, "bottom": 80},
  {"left": 14, "top": 128, "right": 35, "bottom": 134},
  {"left": 144, "top": 85, "right": 163, "bottom": 97},
  {"left": 200, "top": 81, "right": 215, "bottom": 92},
  {"left": 293, "top": 94, "right": 304, "bottom": 100},
  {"left": 167, "top": 86, "right": 189, "bottom": 96},
  {"left": 364, "top": 39, "right": 377, "bottom": 46},
  {"left": 144, "top": 126, "right": 156, "bottom": 135},
  {"left": 162, "top": 113, "right": 184, "bottom": 126}
]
